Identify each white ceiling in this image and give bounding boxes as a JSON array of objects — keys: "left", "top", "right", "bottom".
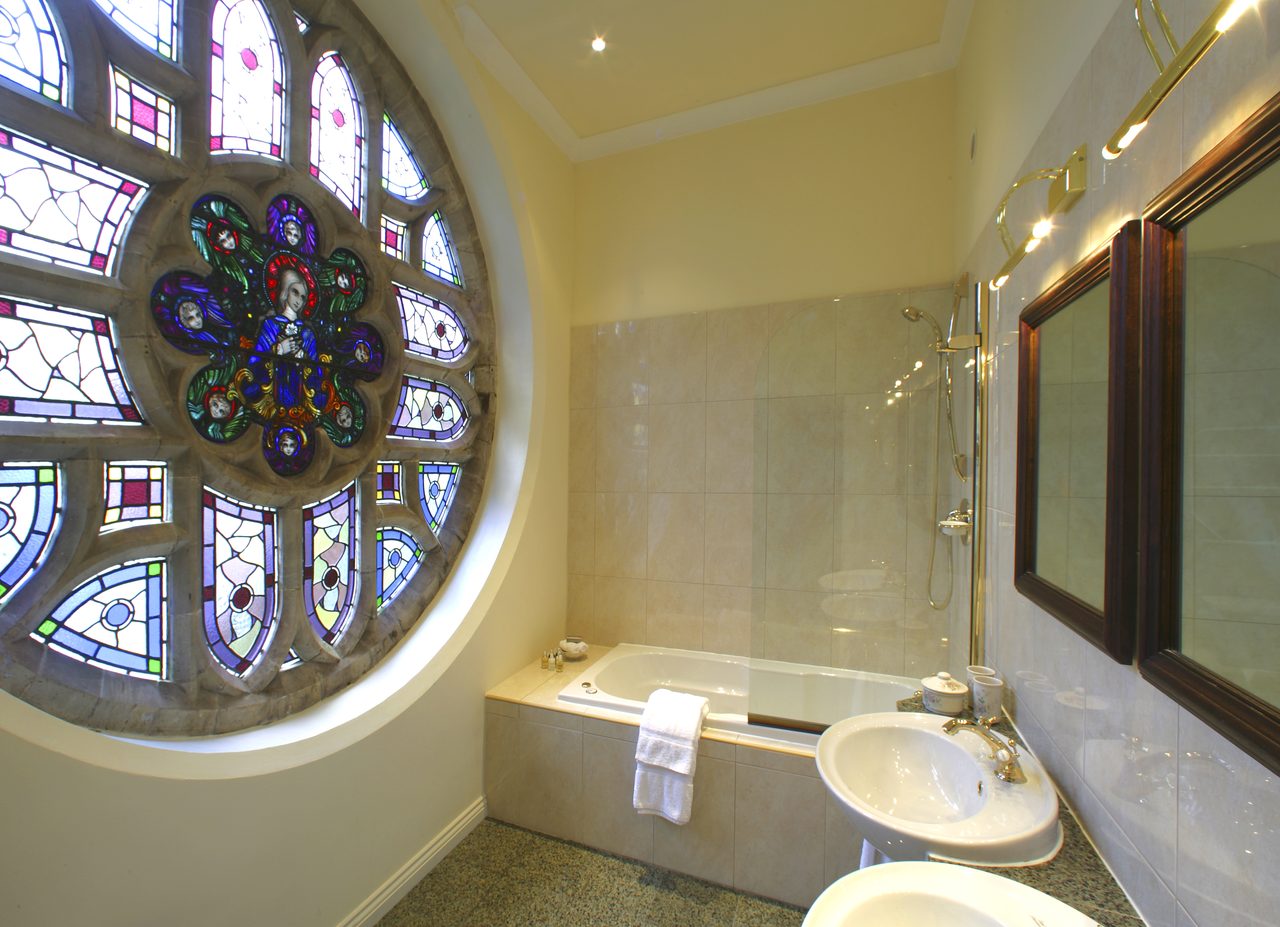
[{"left": 455, "top": 0, "right": 973, "bottom": 161}]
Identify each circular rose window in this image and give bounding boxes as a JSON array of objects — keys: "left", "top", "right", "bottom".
[{"left": 0, "top": 0, "right": 494, "bottom": 734}]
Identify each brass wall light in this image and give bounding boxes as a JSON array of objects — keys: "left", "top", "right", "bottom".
[
  {"left": 989, "top": 145, "right": 1088, "bottom": 291},
  {"left": 1103, "top": 0, "right": 1259, "bottom": 160}
]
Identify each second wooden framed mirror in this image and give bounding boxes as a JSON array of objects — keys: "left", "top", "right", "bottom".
[{"left": 1014, "top": 222, "right": 1141, "bottom": 663}]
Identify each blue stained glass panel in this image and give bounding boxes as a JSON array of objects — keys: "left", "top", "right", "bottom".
[
  {"left": 302, "top": 481, "right": 358, "bottom": 643},
  {"left": 418, "top": 462, "right": 460, "bottom": 535},
  {"left": 309, "top": 51, "right": 364, "bottom": 218},
  {"left": 0, "top": 0, "right": 67, "bottom": 103},
  {"left": 32, "top": 559, "right": 167, "bottom": 678},
  {"left": 0, "top": 296, "right": 144, "bottom": 424},
  {"left": 376, "top": 460, "right": 401, "bottom": 504},
  {"left": 394, "top": 284, "right": 468, "bottom": 361},
  {"left": 0, "top": 125, "right": 149, "bottom": 274},
  {"left": 90, "top": 1, "right": 177, "bottom": 59},
  {"left": 421, "top": 211, "right": 461, "bottom": 286},
  {"left": 375, "top": 527, "right": 421, "bottom": 612},
  {"left": 388, "top": 376, "right": 467, "bottom": 441},
  {"left": 382, "top": 113, "right": 428, "bottom": 199},
  {"left": 0, "top": 461, "right": 59, "bottom": 604},
  {"left": 210, "top": 0, "right": 285, "bottom": 159},
  {"left": 202, "top": 487, "right": 278, "bottom": 675}
]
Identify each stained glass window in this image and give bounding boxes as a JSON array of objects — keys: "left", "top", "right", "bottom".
[
  {"left": 90, "top": 1, "right": 176, "bottom": 59},
  {"left": 281, "top": 648, "right": 303, "bottom": 669},
  {"left": 110, "top": 66, "right": 175, "bottom": 153},
  {"left": 375, "top": 527, "right": 422, "bottom": 612},
  {"left": 0, "top": 462, "right": 58, "bottom": 603},
  {"left": 382, "top": 112, "right": 428, "bottom": 199},
  {"left": 395, "top": 284, "right": 468, "bottom": 361},
  {"left": 380, "top": 214, "right": 407, "bottom": 262},
  {"left": 202, "top": 488, "right": 278, "bottom": 675},
  {"left": 421, "top": 211, "right": 461, "bottom": 286},
  {"left": 293, "top": 11, "right": 307, "bottom": 32},
  {"left": 376, "top": 460, "right": 401, "bottom": 504},
  {"left": 0, "top": 296, "right": 143, "bottom": 423},
  {"left": 210, "top": 0, "right": 284, "bottom": 158},
  {"left": 32, "top": 559, "right": 167, "bottom": 677},
  {"left": 389, "top": 376, "right": 467, "bottom": 441},
  {"left": 0, "top": 0, "right": 67, "bottom": 103},
  {"left": 309, "top": 51, "right": 364, "bottom": 218},
  {"left": 102, "top": 461, "right": 166, "bottom": 531},
  {"left": 418, "top": 462, "right": 460, "bottom": 535},
  {"left": 0, "top": 126, "right": 148, "bottom": 273},
  {"left": 302, "top": 481, "right": 358, "bottom": 643}
]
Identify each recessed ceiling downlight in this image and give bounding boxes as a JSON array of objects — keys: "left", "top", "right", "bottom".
[{"left": 591, "top": 36, "right": 606, "bottom": 52}]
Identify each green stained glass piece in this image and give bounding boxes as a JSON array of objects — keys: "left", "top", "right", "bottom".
[
  {"left": 148, "top": 562, "right": 161, "bottom": 576},
  {"left": 38, "top": 468, "right": 54, "bottom": 483},
  {"left": 148, "top": 658, "right": 162, "bottom": 674},
  {"left": 37, "top": 620, "right": 57, "bottom": 637}
]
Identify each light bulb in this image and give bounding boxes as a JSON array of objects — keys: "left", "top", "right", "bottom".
[
  {"left": 1032, "top": 219, "right": 1053, "bottom": 239},
  {"left": 591, "top": 36, "right": 607, "bottom": 52},
  {"left": 1217, "top": 0, "right": 1256, "bottom": 32}
]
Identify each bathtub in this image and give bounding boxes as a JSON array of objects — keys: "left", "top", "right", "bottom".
[{"left": 559, "top": 643, "right": 917, "bottom": 745}]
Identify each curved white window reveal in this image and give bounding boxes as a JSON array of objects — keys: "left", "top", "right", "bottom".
[
  {"left": 90, "top": 0, "right": 177, "bottom": 59},
  {"left": 210, "top": 0, "right": 285, "bottom": 158},
  {"left": 0, "top": 0, "right": 67, "bottom": 103},
  {"left": 309, "top": 51, "right": 364, "bottom": 218}
]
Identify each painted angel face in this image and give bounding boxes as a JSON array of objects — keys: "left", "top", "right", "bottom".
[
  {"left": 353, "top": 341, "right": 370, "bottom": 364},
  {"left": 282, "top": 218, "right": 302, "bottom": 247},
  {"left": 335, "top": 404, "right": 353, "bottom": 428},
  {"left": 178, "top": 300, "right": 204, "bottom": 331},
  {"left": 214, "top": 227, "right": 237, "bottom": 251},
  {"left": 208, "top": 392, "right": 232, "bottom": 420},
  {"left": 278, "top": 268, "right": 309, "bottom": 318},
  {"left": 279, "top": 431, "right": 299, "bottom": 457}
]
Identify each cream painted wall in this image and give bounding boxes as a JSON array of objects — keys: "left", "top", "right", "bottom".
[
  {"left": 0, "top": 1, "right": 575, "bottom": 924},
  {"left": 573, "top": 73, "right": 956, "bottom": 324},
  {"left": 952, "top": 0, "right": 1120, "bottom": 267}
]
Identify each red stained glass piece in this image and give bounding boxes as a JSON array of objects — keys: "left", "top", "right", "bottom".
[
  {"left": 322, "top": 567, "right": 340, "bottom": 589},
  {"left": 230, "top": 584, "right": 253, "bottom": 610}
]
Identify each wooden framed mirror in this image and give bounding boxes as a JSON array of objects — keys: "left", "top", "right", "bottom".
[
  {"left": 1141, "top": 90, "right": 1280, "bottom": 774},
  {"left": 1014, "top": 222, "right": 1141, "bottom": 663}
]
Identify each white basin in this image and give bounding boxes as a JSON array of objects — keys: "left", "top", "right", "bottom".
[
  {"left": 803, "top": 861, "right": 1101, "bottom": 926},
  {"left": 816, "top": 712, "right": 1061, "bottom": 865}
]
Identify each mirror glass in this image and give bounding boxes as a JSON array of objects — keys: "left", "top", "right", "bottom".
[
  {"left": 1033, "top": 282, "right": 1110, "bottom": 610},
  {"left": 1181, "top": 158, "right": 1280, "bottom": 710}
]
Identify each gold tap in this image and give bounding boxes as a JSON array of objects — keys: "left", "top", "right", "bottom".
[{"left": 942, "top": 717, "right": 1026, "bottom": 783}]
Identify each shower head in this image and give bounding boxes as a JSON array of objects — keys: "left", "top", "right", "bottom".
[{"left": 901, "top": 305, "right": 946, "bottom": 347}]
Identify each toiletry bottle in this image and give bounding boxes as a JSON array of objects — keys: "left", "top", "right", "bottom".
[
  {"left": 540, "top": 651, "right": 549, "bottom": 670},
  {"left": 554, "top": 650, "right": 563, "bottom": 672}
]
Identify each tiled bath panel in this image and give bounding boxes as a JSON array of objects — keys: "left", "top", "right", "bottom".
[{"left": 568, "top": 285, "right": 972, "bottom": 680}]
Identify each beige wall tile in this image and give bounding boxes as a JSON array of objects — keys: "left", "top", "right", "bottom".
[
  {"left": 648, "top": 402, "right": 706, "bottom": 492},
  {"left": 594, "top": 576, "right": 647, "bottom": 645},
  {"left": 652, "top": 756, "right": 736, "bottom": 886},
  {"left": 835, "top": 494, "right": 907, "bottom": 577},
  {"left": 595, "top": 405, "right": 649, "bottom": 491},
  {"left": 649, "top": 312, "right": 707, "bottom": 404},
  {"left": 766, "top": 494, "right": 835, "bottom": 591},
  {"left": 647, "top": 581, "right": 704, "bottom": 649},
  {"left": 702, "top": 586, "right": 760, "bottom": 656},
  {"left": 835, "top": 290, "right": 909, "bottom": 394},
  {"left": 703, "top": 493, "right": 762, "bottom": 588},
  {"left": 505, "top": 720, "right": 583, "bottom": 843},
  {"left": 769, "top": 302, "right": 836, "bottom": 397},
  {"left": 768, "top": 395, "right": 837, "bottom": 494},
  {"left": 647, "top": 493, "right": 705, "bottom": 582},
  {"left": 595, "top": 319, "right": 649, "bottom": 407},
  {"left": 568, "top": 491, "right": 595, "bottom": 575},
  {"left": 706, "top": 399, "right": 766, "bottom": 492},
  {"left": 569, "top": 407, "right": 596, "bottom": 492},
  {"left": 580, "top": 733, "right": 655, "bottom": 862},
  {"left": 840, "top": 393, "right": 906, "bottom": 494},
  {"left": 734, "top": 764, "right": 828, "bottom": 906},
  {"left": 707, "top": 304, "right": 772, "bottom": 400},
  {"left": 733, "top": 744, "right": 817, "bottom": 777},
  {"left": 825, "top": 793, "right": 865, "bottom": 885},
  {"left": 596, "top": 492, "right": 647, "bottom": 579},
  {"left": 567, "top": 573, "right": 595, "bottom": 641}
]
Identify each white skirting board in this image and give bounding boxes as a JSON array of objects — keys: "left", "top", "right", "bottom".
[{"left": 338, "top": 795, "right": 488, "bottom": 927}]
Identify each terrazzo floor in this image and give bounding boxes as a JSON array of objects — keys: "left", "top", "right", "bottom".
[{"left": 377, "top": 820, "right": 807, "bottom": 927}]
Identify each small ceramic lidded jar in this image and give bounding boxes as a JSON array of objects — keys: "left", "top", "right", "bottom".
[{"left": 921, "top": 671, "right": 969, "bottom": 716}]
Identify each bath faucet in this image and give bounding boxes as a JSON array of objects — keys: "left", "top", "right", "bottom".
[{"left": 942, "top": 717, "right": 1026, "bottom": 783}]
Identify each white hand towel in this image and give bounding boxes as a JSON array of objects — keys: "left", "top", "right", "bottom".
[
  {"left": 633, "top": 687, "right": 709, "bottom": 825},
  {"left": 634, "top": 687, "right": 709, "bottom": 775},
  {"left": 633, "top": 762, "right": 696, "bottom": 825}
]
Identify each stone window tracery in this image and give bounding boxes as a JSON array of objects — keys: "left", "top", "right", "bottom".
[{"left": 0, "top": 0, "right": 494, "bottom": 734}]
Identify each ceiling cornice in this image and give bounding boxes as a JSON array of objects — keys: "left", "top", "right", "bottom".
[{"left": 455, "top": 0, "right": 973, "bottom": 163}]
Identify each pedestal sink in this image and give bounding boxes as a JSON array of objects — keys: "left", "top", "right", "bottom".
[
  {"left": 816, "top": 711, "right": 1061, "bottom": 865},
  {"left": 803, "top": 862, "right": 1101, "bottom": 926}
]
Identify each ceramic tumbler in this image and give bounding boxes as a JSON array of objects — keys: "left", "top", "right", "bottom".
[
  {"left": 966, "top": 665, "right": 996, "bottom": 709},
  {"left": 972, "top": 674, "right": 1005, "bottom": 721}
]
